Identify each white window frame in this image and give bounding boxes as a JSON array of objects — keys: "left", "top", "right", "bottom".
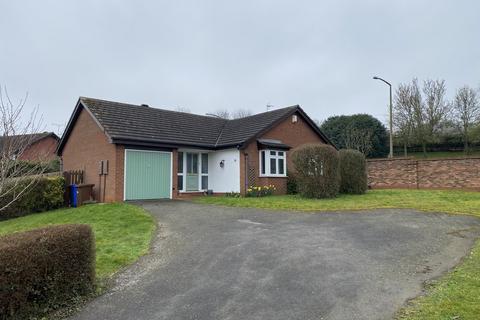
[
  {"left": 177, "top": 150, "right": 209, "bottom": 192},
  {"left": 259, "top": 149, "right": 287, "bottom": 177}
]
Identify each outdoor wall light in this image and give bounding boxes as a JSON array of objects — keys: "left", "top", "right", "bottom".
[{"left": 220, "top": 160, "right": 225, "bottom": 168}]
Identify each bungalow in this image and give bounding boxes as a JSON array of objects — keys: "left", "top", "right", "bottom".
[
  {"left": 57, "top": 97, "right": 334, "bottom": 202},
  {"left": 1, "top": 132, "right": 59, "bottom": 162}
]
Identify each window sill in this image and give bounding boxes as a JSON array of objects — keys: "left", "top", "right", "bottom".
[{"left": 259, "top": 175, "right": 287, "bottom": 178}]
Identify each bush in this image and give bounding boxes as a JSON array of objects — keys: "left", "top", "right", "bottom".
[
  {"left": 292, "top": 144, "right": 340, "bottom": 198},
  {"left": 7, "top": 159, "right": 61, "bottom": 177},
  {"left": 0, "top": 176, "right": 65, "bottom": 221},
  {"left": 246, "top": 185, "right": 276, "bottom": 197},
  {"left": 0, "top": 224, "right": 95, "bottom": 319},
  {"left": 287, "top": 174, "right": 298, "bottom": 194},
  {"left": 339, "top": 149, "right": 368, "bottom": 194},
  {"left": 320, "top": 114, "right": 388, "bottom": 158},
  {"left": 225, "top": 192, "right": 241, "bottom": 198}
]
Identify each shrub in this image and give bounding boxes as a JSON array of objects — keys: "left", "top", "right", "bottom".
[
  {"left": 225, "top": 191, "right": 241, "bottom": 198},
  {"left": 292, "top": 144, "right": 340, "bottom": 198},
  {"left": 287, "top": 174, "right": 298, "bottom": 194},
  {"left": 6, "top": 159, "right": 61, "bottom": 177},
  {"left": 0, "top": 224, "right": 95, "bottom": 319},
  {"left": 339, "top": 149, "right": 368, "bottom": 194},
  {"left": 0, "top": 176, "right": 65, "bottom": 221},
  {"left": 246, "top": 185, "right": 276, "bottom": 197}
]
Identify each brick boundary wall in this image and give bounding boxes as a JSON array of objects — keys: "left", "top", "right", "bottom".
[{"left": 367, "top": 157, "right": 480, "bottom": 191}]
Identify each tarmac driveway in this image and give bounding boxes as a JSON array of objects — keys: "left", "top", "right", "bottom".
[{"left": 73, "top": 201, "right": 480, "bottom": 320}]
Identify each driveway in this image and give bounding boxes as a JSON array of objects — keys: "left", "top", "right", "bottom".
[{"left": 73, "top": 201, "right": 480, "bottom": 320}]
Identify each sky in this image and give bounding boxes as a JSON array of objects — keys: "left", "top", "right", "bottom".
[{"left": 1, "top": 0, "right": 480, "bottom": 135}]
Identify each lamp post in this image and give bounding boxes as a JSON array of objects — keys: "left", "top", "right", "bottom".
[{"left": 373, "top": 76, "right": 393, "bottom": 158}]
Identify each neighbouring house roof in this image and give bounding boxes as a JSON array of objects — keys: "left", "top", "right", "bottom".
[
  {"left": 0, "top": 132, "right": 59, "bottom": 153},
  {"left": 57, "top": 97, "right": 334, "bottom": 155}
]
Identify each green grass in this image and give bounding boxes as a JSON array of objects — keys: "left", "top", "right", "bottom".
[
  {"left": 394, "top": 151, "right": 480, "bottom": 159},
  {"left": 397, "top": 241, "right": 480, "bottom": 320},
  {"left": 195, "top": 189, "right": 480, "bottom": 319},
  {"left": 196, "top": 189, "right": 480, "bottom": 217},
  {"left": 0, "top": 203, "right": 155, "bottom": 280}
]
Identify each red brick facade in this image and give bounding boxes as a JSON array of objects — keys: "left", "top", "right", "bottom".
[
  {"left": 62, "top": 108, "right": 329, "bottom": 202},
  {"left": 19, "top": 136, "right": 58, "bottom": 161},
  {"left": 367, "top": 157, "right": 480, "bottom": 191},
  {"left": 61, "top": 109, "right": 123, "bottom": 202},
  {"left": 239, "top": 112, "right": 327, "bottom": 195}
]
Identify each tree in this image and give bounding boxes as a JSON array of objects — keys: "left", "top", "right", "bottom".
[
  {"left": 452, "top": 86, "right": 479, "bottom": 152},
  {"left": 0, "top": 87, "right": 47, "bottom": 212},
  {"left": 231, "top": 109, "right": 253, "bottom": 119},
  {"left": 423, "top": 79, "right": 450, "bottom": 142},
  {"left": 174, "top": 106, "right": 191, "bottom": 113},
  {"left": 208, "top": 108, "right": 254, "bottom": 119},
  {"left": 394, "top": 78, "right": 451, "bottom": 156},
  {"left": 343, "top": 126, "right": 374, "bottom": 156},
  {"left": 209, "top": 109, "right": 230, "bottom": 119},
  {"left": 394, "top": 79, "right": 422, "bottom": 156},
  {"left": 320, "top": 114, "right": 388, "bottom": 158}
]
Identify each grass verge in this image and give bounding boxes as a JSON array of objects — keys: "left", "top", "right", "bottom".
[
  {"left": 195, "top": 189, "right": 480, "bottom": 319},
  {"left": 195, "top": 189, "right": 480, "bottom": 217},
  {"left": 0, "top": 203, "right": 155, "bottom": 282}
]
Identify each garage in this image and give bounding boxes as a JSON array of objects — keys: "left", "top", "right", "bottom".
[{"left": 124, "top": 150, "right": 172, "bottom": 200}]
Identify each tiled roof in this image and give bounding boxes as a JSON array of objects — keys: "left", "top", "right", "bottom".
[{"left": 58, "top": 97, "right": 333, "bottom": 153}]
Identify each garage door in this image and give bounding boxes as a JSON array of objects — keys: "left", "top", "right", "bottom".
[{"left": 124, "top": 150, "right": 172, "bottom": 200}]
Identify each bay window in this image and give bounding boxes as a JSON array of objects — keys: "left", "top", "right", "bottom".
[{"left": 259, "top": 150, "right": 287, "bottom": 177}]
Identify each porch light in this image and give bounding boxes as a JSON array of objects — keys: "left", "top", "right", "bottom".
[{"left": 220, "top": 160, "right": 225, "bottom": 168}]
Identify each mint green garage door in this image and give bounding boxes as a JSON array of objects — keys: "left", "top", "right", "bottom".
[{"left": 125, "top": 150, "right": 172, "bottom": 200}]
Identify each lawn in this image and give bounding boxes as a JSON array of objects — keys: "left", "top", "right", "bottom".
[
  {"left": 195, "top": 189, "right": 480, "bottom": 320},
  {"left": 393, "top": 150, "right": 480, "bottom": 159},
  {"left": 196, "top": 189, "right": 480, "bottom": 217},
  {"left": 0, "top": 203, "right": 155, "bottom": 281}
]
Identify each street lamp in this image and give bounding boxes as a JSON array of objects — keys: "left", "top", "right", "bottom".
[{"left": 373, "top": 76, "right": 393, "bottom": 158}]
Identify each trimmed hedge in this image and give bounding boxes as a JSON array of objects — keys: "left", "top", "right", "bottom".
[
  {"left": 339, "top": 149, "right": 368, "bottom": 194},
  {"left": 0, "top": 224, "right": 95, "bottom": 319},
  {"left": 0, "top": 176, "right": 65, "bottom": 221},
  {"left": 292, "top": 144, "right": 340, "bottom": 198}
]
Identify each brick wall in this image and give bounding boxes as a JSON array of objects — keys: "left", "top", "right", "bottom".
[
  {"left": 240, "top": 111, "right": 327, "bottom": 195},
  {"left": 62, "top": 108, "right": 121, "bottom": 202},
  {"left": 19, "top": 136, "right": 58, "bottom": 161},
  {"left": 367, "top": 157, "right": 480, "bottom": 191}
]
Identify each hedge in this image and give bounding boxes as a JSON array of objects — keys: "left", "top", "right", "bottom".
[
  {"left": 339, "top": 149, "right": 368, "bottom": 194},
  {"left": 286, "top": 174, "right": 298, "bottom": 194},
  {"left": 292, "top": 144, "right": 340, "bottom": 198},
  {"left": 0, "top": 176, "right": 65, "bottom": 221},
  {"left": 0, "top": 224, "right": 95, "bottom": 319}
]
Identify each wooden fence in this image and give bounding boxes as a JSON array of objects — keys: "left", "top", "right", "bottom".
[{"left": 63, "top": 170, "right": 84, "bottom": 185}]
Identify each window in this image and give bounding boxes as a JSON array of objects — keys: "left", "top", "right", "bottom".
[
  {"left": 259, "top": 149, "right": 287, "bottom": 177},
  {"left": 201, "top": 153, "right": 208, "bottom": 190},
  {"left": 177, "top": 152, "right": 184, "bottom": 191}
]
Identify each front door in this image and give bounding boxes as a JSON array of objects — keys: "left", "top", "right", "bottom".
[{"left": 186, "top": 153, "right": 199, "bottom": 191}]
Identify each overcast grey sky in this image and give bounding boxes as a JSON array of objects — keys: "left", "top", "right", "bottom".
[{"left": 1, "top": 0, "right": 479, "bottom": 134}]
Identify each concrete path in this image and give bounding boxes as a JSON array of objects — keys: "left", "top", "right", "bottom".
[{"left": 72, "top": 201, "right": 480, "bottom": 320}]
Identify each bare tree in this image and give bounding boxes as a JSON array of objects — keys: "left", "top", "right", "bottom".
[
  {"left": 209, "top": 109, "right": 231, "bottom": 119},
  {"left": 394, "top": 79, "right": 425, "bottom": 155},
  {"left": 231, "top": 109, "right": 253, "bottom": 119},
  {"left": 394, "top": 78, "right": 450, "bottom": 157},
  {"left": 174, "top": 106, "right": 191, "bottom": 113},
  {"left": 453, "top": 85, "right": 479, "bottom": 152},
  {"left": 423, "top": 79, "right": 450, "bottom": 142},
  {"left": 343, "top": 125, "right": 374, "bottom": 156},
  {"left": 0, "top": 87, "right": 46, "bottom": 212}
]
